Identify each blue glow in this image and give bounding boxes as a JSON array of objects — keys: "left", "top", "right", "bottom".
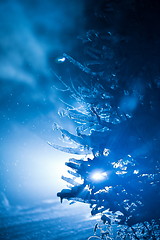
[
  {"left": 91, "top": 171, "right": 108, "bottom": 181},
  {"left": 57, "top": 57, "right": 66, "bottom": 62},
  {"left": 0, "top": 0, "right": 85, "bottom": 206}
]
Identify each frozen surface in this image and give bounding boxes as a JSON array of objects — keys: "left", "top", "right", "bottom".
[{"left": 0, "top": 200, "right": 98, "bottom": 240}]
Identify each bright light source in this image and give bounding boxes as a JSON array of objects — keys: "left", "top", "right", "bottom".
[
  {"left": 134, "top": 170, "right": 139, "bottom": 174},
  {"left": 91, "top": 171, "right": 107, "bottom": 181},
  {"left": 57, "top": 57, "right": 66, "bottom": 62}
]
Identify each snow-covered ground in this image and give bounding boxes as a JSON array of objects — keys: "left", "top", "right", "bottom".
[{"left": 0, "top": 200, "right": 98, "bottom": 240}]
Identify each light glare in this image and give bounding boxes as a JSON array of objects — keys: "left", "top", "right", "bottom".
[
  {"left": 91, "top": 171, "right": 107, "bottom": 181},
  {"left": 57, "top": 57, "right": 66, "bottom": 62}
]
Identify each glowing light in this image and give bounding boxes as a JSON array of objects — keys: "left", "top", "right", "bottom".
[
  {"left": 57, "top": 57, "right": 66, "bottom": 62},
  {"left": 103, "top": 148, "right": 110, "bottom": 156},
  {"left": 91, "top": 171, "right": 107, "bottom": 181}
]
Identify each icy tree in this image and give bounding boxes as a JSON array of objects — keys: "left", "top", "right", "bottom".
[
  {"left": 51, "top": 76, "right": 160, "bottom": 238},
  {"left": 50, "top": 1, "right": 160, "bottom": 239}
]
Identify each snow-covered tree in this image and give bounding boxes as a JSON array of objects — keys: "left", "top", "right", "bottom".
[{"left": 51, "top": 1, "right": 160, "bottom": 238}]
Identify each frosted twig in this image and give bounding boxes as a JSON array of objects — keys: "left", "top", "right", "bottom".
[{"left": 63, "top": 53, "right": 98, "bottom": 77}]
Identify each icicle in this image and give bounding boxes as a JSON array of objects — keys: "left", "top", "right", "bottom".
[
  {"left": 48, "top": 142, "right": 91, "bottom": 155},
  {"left": 67, "top": 170, "right": 81, "bottom": 178},
  {"left": 63, "top": 53, "right": 99, "bottom": 77},
  {"left": 61, "top": 176, "right": 80, "bottom": 186},
  {"left": 60, "top": 129, "right": 84, "bottom": 145}
]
